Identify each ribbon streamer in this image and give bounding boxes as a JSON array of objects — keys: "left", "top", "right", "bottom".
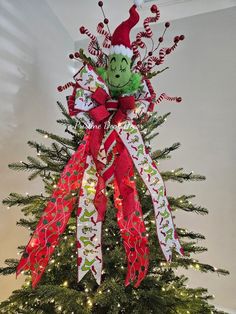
[
  {"left": 17, "top": 132, "right": 90, "bottom": 287},
  {"left": 77, "top": 154, "right": 103, "bottom": 284},
  {"left": 117, "top": 122, "right": 184, "bottom": 260}
]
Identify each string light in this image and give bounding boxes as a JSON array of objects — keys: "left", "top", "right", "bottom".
[
  {"left": 63, "top": 281, "right": 68, "bottom": 287},
  {"left": 87, "top": 299, "right": 93, "bottom": 307},
  {"left": 44, "top": 134, "right": 49, "bottom": 139},
  {"left": 58, "top": 306, "right": 62, "bottom": 311}
]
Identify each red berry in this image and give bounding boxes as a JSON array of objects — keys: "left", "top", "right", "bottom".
[
  {"left": 156, "top": 60, "right": 161, "bottom": 65},
  {"left": 151, "top": 5, "right": 158, "bottom": 13},
  {"left": 177, "top": 97, "right": 182, "bottom": 103},
  {"left": 80, "top": 26, "right": 85, "bottom": 34},
  {"left": 57, "top": 86, "right": 63, "bottom": 92},
  {"left": 69, "top": 54, "right": 74, "bottom": 59},
  {"left": 159, "top": 37, "right": 163, "bottom": 43},
  {"left": 104, "top": 18, "right": 109, "bottom": 24},
  {"left": 98, "top": 22, "right": 104, "bottom": 28},
  {"left": 166, "top": 48, "right": 171, "bottom": 54},
  {"left": 165, "top": 22, "right": 170, "bottom": 28},
  {"left": 180, "top": 35, "right": 185, "bottom": 41},
  {"left": 137, "top": 61, "right": 142, "bottom": 66},
  {"left": 74, "top": 52, "right": 80, "bottom": 58},
  {"left": 174, "top": 36, "right": 179, "bottom": 43},
  {"left": 98, "top": 1, "right": 103, "bottom": 7},
  {"left": 148, "top": 51, "right": 153, "bottom": 56}
]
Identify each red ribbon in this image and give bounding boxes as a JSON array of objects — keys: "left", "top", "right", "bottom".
[
  {"left": 89, "top": 87, "right": 135, "bottom": 124},
  {"left": 17, "top": 132, "right": 91, "bottom": 287},
  {"left": 114, "top": 137, "right": 149, "bottom": 287}
]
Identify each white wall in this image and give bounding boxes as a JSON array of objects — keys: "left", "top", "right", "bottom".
[
  {"left": 150, "top": 8, "right": 236, "bottom": 311},
  {"left": 0, "top": 0, "right": 74, "bottom": 301}
]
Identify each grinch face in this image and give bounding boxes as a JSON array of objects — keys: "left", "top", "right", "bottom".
[{"left": 107, "top": 54, "right": 132, "bottom": 94}]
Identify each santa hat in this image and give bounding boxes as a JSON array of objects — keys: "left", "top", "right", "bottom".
[{"left": 110, "top": 0, "right": 143, "bottom": 58}]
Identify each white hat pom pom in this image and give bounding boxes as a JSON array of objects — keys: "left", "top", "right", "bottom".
[{"left": 134, "top": 0, "right": 144, "bottom": 8}]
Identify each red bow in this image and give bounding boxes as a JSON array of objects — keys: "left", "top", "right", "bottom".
[{"left": 89, "top": 87, "right": 136, "bottom": 125}]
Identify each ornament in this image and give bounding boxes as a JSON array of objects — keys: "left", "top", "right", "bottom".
[{"left": 17, "top": 0, "right": 185, "bottom": 288}]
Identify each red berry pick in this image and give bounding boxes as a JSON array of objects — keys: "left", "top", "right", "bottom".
[
  {"left": 80, "top": 26, "right": 85, "bottom": 34},
  {"left": 165, "top": 22, "right": 170, "bottom": 28},
  {"left": 104, "top": 18, "right": 109, "bottom": 24},
  {"left": 174, "top": 36, "right": 179, "bottom": 43},
  {"left": 151, "top": 5, "right": 158, "bottom": 13}
]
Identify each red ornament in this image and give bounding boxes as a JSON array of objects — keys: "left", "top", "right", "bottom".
[
  {"left": 80, "top": 26, "right": 86, "bottom": 34},
  {"left": 151, "top": 5, "right": 158, "bottom": 13},
  {"left": 174, "top": 36, "right": 179, "bottom": 43},
  {"left": 98, "top": 1, "right": 103, "bottom": 7},
  {"left": 159, "top": 37, "right": 163, "bottom": 43},
  {"left": 180, "top": 35, "right": 185, "bottom": 41},
  {"left": 57, "top": 86, "right": 63, "bottom": 92},
  {"left": 104, "top": 18, "right": 109, "bottom": 24},
  {"left": 69, "top": 54, "right": 74, "bottom": 59},
  {"left": 165, "top": 22, "right": 170, "bottom": 28}
]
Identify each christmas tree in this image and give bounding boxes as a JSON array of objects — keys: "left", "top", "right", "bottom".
[{"left": 0, "top": 1, "right": 229, "bottom": 313}]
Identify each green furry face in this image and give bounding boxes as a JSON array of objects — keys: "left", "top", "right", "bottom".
[{"left": 107, "top": 54, "right": 132, "bottom": 94}]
